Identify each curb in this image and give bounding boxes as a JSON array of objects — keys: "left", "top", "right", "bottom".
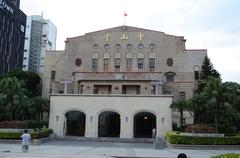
[{"left": 167, "top": 142, "right": 240, "bottom": 150}]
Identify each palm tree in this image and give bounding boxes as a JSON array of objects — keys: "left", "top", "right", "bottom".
[
  {"left": 202, "top": 77, "right": 230, "bottom": 133},
  {"left": 188, "top": 93, "right": 208, "bottom": 124},
  {"left": 28, "top": 97, "right": 50, "bottom": 121},
  {"left": 171, "top": 99, "right": 189, "bottom": 131},
  {"left": 0, "top": 77, "right": 26, "bottom": 120}
]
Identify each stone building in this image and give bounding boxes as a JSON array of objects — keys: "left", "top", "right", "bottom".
[{"left": 42, "top": 26, "right": 206, "bottom": 138}]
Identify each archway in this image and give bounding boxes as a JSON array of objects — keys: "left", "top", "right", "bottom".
[
  {"left": 134, "top": 112, "right": 156, "bottom": 138},
  {"left": 98, "top": 111, "right": 120, "bottom": 137},
  {"left": 65, "top": 110, "right": 86, "bottom": 136}
]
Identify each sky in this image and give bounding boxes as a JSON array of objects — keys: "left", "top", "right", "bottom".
[{"left": 20, "top": 0, "right": 240, "bottom": 83}]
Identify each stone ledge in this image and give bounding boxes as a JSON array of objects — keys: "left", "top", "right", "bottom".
[
  {"left": 0, "top": 137, "right": 51, "bottom": 145},
  {"left": 167, "top": 142, "right": 240, "bottom": 150}
]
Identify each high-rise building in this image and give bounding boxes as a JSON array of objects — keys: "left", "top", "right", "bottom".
[
  {"left": 0, "top": 0, "right": 26, "bottom": 75},
  {"left": 23, "top": 15, "right": 57, "bottom": 73}
]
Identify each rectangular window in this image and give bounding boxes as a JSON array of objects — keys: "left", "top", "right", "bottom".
[
  {"left": 93, "top": 86, "right": 98, "bottom": 94},
  {"left": 92, "top": 58, "right": 98, "bottom": 71},
  {"left": 126, "top": 58, "right": 132, "bottom": 71},
  {"left": 179, "top": 92, "right": 186, "bottom": 100},
  {"left": 166, "top": 74, "right": 174, "bottom": 82},
  {"left": 115, "top": 58, "right": 120, "bottom": 71},
  {"left": 138, "top": 58, "right": 144, "bottom": 70},
  {"left": 195, "top": 71, "right": 199, "bottom": 80},
  {"left": 51, "top": 71, "right": 56, "bottom": 80},
  {"left": 103, "top": 58, "right": 109, "bottom": 71},
  {"left": 149, "top": 58, "right": 155, "bottom": 72},
  {"left": 136, "top": 85, "right": 141, "bottom": 94}
]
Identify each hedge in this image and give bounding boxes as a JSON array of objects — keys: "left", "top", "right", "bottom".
[
  {"left": 0, "top": 120, "right": 48, "bottom": 129},
  {"left": 210, "top": 153, "right": 240, "bottom": 158},
  {"left": 0, "top": 128, "right": 53, "bottom": 139},
  {"left": 167, "top": 131, "right": 240, "bottom": 145}
]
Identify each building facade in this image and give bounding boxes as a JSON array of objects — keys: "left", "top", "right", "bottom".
[
  {"left": 0, "top": 0, "right": 26, "bottom": 75},
  {"left": 43, "top": 26, "right": 206, "bottom": 138},
  {"left": 23, "top": 15, "right": 57, "bottom": 73}
]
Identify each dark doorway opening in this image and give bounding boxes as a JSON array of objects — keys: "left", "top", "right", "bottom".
[
  {"left": 134, "top": 112, "right": 156, "bottom": 138},
  {"left": 65, "top": 111, "right": 86, "bottom": 136},
  {"left": 98, "top": 111, "right": 120, "bottom": 137}
]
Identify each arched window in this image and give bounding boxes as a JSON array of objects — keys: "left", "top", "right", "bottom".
[{"left": 194, "top": 66, "right": 200, "bottom": 80}]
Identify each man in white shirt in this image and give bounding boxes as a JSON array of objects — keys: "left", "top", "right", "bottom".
[{"left": 21, "top": 129, "right": 31, "bottom": 152}]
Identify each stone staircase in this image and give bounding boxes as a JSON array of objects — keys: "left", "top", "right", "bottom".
[{"left": 55, "top": 136, "right": 154, "bottom": 143}]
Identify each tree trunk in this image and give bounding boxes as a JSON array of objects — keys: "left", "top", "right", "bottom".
[
  {"left": 215, "top": 111, "right": 218, "bottom": 133},
  {"left": 180, "top": 109, "right": 184, "bottom": 131}
]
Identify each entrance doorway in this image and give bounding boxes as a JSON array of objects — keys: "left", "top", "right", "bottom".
[
  {"left": 65, "top": 111, "right": 86, "bottom": 136},
  {"left": 134, "top": 112, "right": 156, "bottom": 138},
  {"left": 98, "top": 111, "right": 120, "bottom": 137}
]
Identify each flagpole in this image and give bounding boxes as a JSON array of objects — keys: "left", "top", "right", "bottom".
[
  {"left": 124, "top": 14, "right": 125, "bottom": 26},
  {"left": 123, "top": 12, "right": 127, "bottom": 26}
]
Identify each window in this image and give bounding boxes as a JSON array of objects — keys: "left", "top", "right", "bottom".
[
  {"left": 93, "top": 86, "right": 98, "bottom": 94},
  {"left": 195, "top": 71, "right": 199, "bottom": 80},
  {"left": 103, "top": 58, "right": 109, "bottom": 71},
  {"left": 115, "top": 58, "right": 120, "bottom": 71},
  {"left": 126, "top": 58, "right": 132, "bottom": 71},
  {"left": 136, "top": 85, "right": 141, "bottom": 94},
  {"left": 167, "top": 58, "right": 173, "bottom": 67},
  {"left": 194, "top": 66, "right": 200, "bottom": 80},
  {"left": 166, "top": 74, "right": 174, "bottom": 82},
  {"left": 149, "top": 58, "right": 155, "bottom": 72},
  {"left": 92, "top": 58, "right": 98, "bottom": 71},
  {"left": 138, "top": 58, "right": 144, "bottom": 70},
  {"left": 75, "top": 58, "right": 82, "bottom": 67},
  {"left": 48, "top": 41, "right": 52, "bottom": 47},
  {"left": 51, "top": 71, "right": 56, "bottom": 80},
  {"left": 179, "top": 92, "right": 186, "bottom": 100},
  {"left": 165, "top": 72, "right": 175, "bottom": 82}
]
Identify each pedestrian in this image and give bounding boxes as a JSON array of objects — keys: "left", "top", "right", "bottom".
[
  {"left": 21, "top": 129, "right": 31, "bottom": 153},
  {"left": 177, "top": 153, "right": 187, "bottom": 158}
]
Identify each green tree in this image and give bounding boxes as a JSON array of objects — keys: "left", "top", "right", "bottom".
[
  {"left": 0, "top": 77, "right": 27, "bottom": 120},
  {"left": 200, "top": 56, "right": 220, "bottom": 80},
  {"left": 171, "top": 99, "right": 190, "bottom": 131},
  {"left": 6, "top": 69, "right": 41, "bottom": 96},
  {"left": 27, "top": 97, "right": 50, "bottom": 121},
  {"left": 197, "top": 56, "right": 221, "bottom": 93},
  {"left": 201, "top": 77, "right": 232, "bottom": 133},
  {"left": 188, "top": 93, "right": 208, "bottom": 124}
]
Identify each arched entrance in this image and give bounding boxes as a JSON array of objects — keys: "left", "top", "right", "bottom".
[
  {"left": 65, "top": 111, "right": 86, "bottom": 136},
  {"left": 98, "top": 111, "right": 120, "bottom": 137},
  {"left": 134, "top": 112, "right": 156, "bottom": 138}
]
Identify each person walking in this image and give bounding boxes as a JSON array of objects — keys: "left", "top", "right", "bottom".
[{"left": 21, "top": 129, "right": 31, "bottom": 152}]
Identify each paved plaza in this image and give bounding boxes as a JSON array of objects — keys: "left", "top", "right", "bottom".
[{"left": 0, "top": 141, "right": 239, "bottom": 158}]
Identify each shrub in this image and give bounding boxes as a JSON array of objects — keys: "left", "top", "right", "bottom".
[
  {"left": 184, "top": 124, "right": 216, "bottom": 133},
  {"left": 0, "top": 120, "right": 48, "bottom": 129},
  {"left": 210, "top": 153, "right": 240, "bottom": 158},
  {"left": 167, "top": 131, "right": 240, "bottom": 145},
  {"left": 0, "top": 128, "right": 53, "bottom": 139},
  {"left": 27, "top": 120, "right": 48, "bottom": 129},
  {"left": 0, "top": 121, "right": 28, "bottom": 129}
]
